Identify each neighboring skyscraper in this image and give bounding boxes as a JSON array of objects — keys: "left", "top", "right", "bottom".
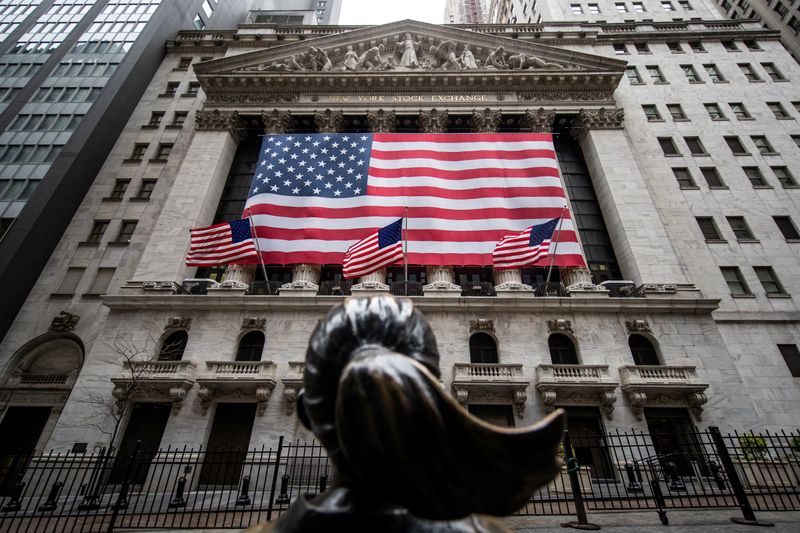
[
  {"left": 445, "top": 0, "right": 489, "bottom": 24},
  {"left": 711, "top": 0, "right": 800, "bottom": 63},
  {"left": 488, "top": 0, "right": 725, "bottom": 23},
  {"left": 249, "top": 0, "right": 342, "bottom": 25}
]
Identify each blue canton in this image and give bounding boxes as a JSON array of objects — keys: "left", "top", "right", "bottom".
[
  {"left": 378, "top": 218, "right": 403, "bottom": 248},
  {"left": 229, "top": 219, "right": 252, "bottom": 243},
  {"left": 529, "top": 218, "right": 560, "bottom": 246},
  {"left": 249, "top": 133, "right": 374, "bottom": 199}
]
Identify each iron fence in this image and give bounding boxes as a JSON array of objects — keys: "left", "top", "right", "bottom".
[{"left": 1, "top": 427, "right": 798, "bottom": 531}]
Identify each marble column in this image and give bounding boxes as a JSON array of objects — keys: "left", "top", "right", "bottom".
[
  {"left": 493, "top": 268, "right": 533, "bottom": 298},
  {"left": 422, "top": 266, "right": 461, "bottom": 297},
  {"left": 418, "top": 109, "right": 449, "bottom": 133},
  {"left": 130, "top": 109, "right": 245, "bottom": 289},
  {"left": 281, "top": 263, "right": 321, "bottom": 297}
]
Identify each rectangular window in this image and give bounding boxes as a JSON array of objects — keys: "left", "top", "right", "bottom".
[
  {"left": 202, "top": 0, "right": 214, "bottom": 17},
  {"left": 721, "top": 40, "right": 739, "bottom": 52},
  {"left": 647, "top": 65, "right": 666, "bottom": 83},
  {"left": 684, "top": 136, "right": 707, "bottom": 155},
  {"left": 616, "top": 2, "right": 628, "bottom": 12},
  {"left": 666, "top": 104, "right": 687, "bottom": 120},
  {"left": 767, "top": 102, "right": 791, "bottom": 119},
  {"left": 642, "top": 105, "right": 661, "bottom": 121},
  {"left": 634, "top": 43, "right": 650, "bottom": 54},
  {"left": 184, "top": 82, "right": 200, "bottom": 97},
  {"left": 724, "top": 136, "right": 748, "bottom": 155},
  {"left": 571, "top": 3, "right": 583, "bottom": 13},
  {"left": 86, "top": 220, "right": 108, "bottom": 243},
  {"left": 109, "top": 179, "right": 129, "bottom": 199},
  {"left": 743, "top": 166, "right": 768, "bottom": 187},
  {"left": 704, "top": 103, "right": 726, "bottom": 120},
  {"left": 86, "top": 268, "right": 115, "bottom": 295},
  {"left": 193, "top": 14, "right": 205, "bottom": 30},
  {"left": 761, "top": 63, "right": 786, "bottom": 81},
  {"left": 701, "top": 167, "right": 725, "bottom": 188},
  {"left": 738, "top": 63, "right": 761, "bottom": 82},
  {"left": 778, "top": 345, "right": 800, "bottom": 377},
  {"left": 154, "top": 143, "right": 173, "bottom": 160},
  {"left": 135, "top": 179, "right": 156, "bottom": 200},
  {"left": 115, "top": 220, "right": 137, "bottom": 243},
  {"left": 55, "top": 267, "right": 84, "bottom": 295},
  {"left": 673, "top": 167, "right": 696, "bottom": 188},
  {"left": 171, "top": 111, "right": 188, "bottom": 127},
  {"left": 162, "top": 81, "right": 179, "bottom": 96},
  {"left": 681, "top": 64, "right": 702, "bottom": 83},
  {"left": 688, "top": 41, "right": 705, "bottom": 53},
  {"left": 658, "top": 137, "right": 680, "bottom": 155},
  {"left": 751, "top": 136, "right": 775, "bottom": 154},
  {"left": 632, "top": 1, "right": 645, "bottom": 11},
  {"left": 727, "top": 216, "right": 755, "bottom": 241},
  {"left": 754, "top": 266, "right": 786, "bottom": 295},
  {"left": 696, "top": 217, "right": 723, "bottom": 241},
  {"left": 773, "top": 216, "right": 800, "bottom": 240},
  {"left": 613, "top": 43, "right": 628, "bottom": 55},
  {"left": 129, "top": 143, "right": 147, "bottom": 161},
  {"left": 588, "top": 3, "right": 601, "bottom": 13},
  {"left": 704, "top": 64, "right": 725, "bottom": 82},
  {"left": 744, "top": 40, "right": 761, "bottom": 51},
  {"left": 667, "top": 42, "right": 683, "bottom": 53},
  {"left": 720, "top": 266, "right": 751, "bottom": 296},
  {"left": 772, "top": 166, "right": 797, "bottom": 188},
  {"left": 678, "top": 0, "right": 693, "bottom": 9},
  {"left": 729, "top": 102, "right": 751, "bottom": 119},
  {"left": 625, "top": 67, "right": 643, "bottom": 84},
  {"left": 793, "top": 135, "right": 800, "bottom": 149},
  {"left": 661, "top": 0, "right": 675, "bottom": 11},
  {"left": 145, "top": 111, "right": 164, "bottom": 127}
]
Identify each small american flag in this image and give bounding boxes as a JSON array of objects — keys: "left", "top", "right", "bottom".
[
  {"left": 492, "top": 217, "right": 561, "bottom": 270},
  {"left": 185, "top": 219, "right": 259, "bottom": 267},
  {"left": 342, "top": 218, "right": 404, "bottom": 279}
]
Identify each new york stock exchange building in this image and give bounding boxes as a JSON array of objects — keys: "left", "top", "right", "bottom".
[{"left": 1, "top": 12, "right": 800, "bottom": 502}]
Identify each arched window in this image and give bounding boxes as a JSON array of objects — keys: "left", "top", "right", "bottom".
[
  {"left": 236, "top": 331, "right": 265, "bottom": 362},
  {"left": 629, "top": 334, "right": 660, "bottom": 366},
  {"left": 548, "top": 334, "right": 579, "bottom": 365},
  {"left": 159, "top": 331, "right": 188, "bottom": 361},
  {"left": 469, "top": 333, "right": 498, "bottom": 364}
]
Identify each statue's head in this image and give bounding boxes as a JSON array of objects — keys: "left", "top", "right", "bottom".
[
  {"left": 346, "top": 45, "right": 353, "bottom": 51},
  {"left": 296, "top": 296, "right": 565, "bottom": 520}
]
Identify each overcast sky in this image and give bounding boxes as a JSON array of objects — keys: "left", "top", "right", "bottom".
[{"left": 338, "top": 0, "right": 447, "bottom": 25}]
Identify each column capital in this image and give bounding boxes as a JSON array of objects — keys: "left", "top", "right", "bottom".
[
  {"left": 419, "top": 109, "right": 448, "bottom": 133},
  {"left": 366, "top": 109, "right": 396, "bottom": 133},
  {"left": 195, "top": 109, "right": 245, "bottom": 143},
  {"left": 470, "top": 108, "right": 501, "bottom": 133},
  {"left": 570, "top": 107, "right": 625, "bottom": 140},
  {"left": 314, "top": 109, "right": 344, "bottom": 133},
  {"left": 262, "top": 109, "right": 292, "bottom": 134},
  {"left": 521, "top": 108, "right": 556, "bottom": 133}
]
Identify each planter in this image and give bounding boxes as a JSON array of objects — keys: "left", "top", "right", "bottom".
[
  {"left": 734, "top": 459, "right": 799, "bottom": 489},
  {"left": 547, "top": 466, "right": 593, "bottom": 495}
]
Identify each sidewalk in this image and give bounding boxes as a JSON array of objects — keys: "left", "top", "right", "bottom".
[{"left": 505, "top": 510, "right": 800, "bottom": 532}]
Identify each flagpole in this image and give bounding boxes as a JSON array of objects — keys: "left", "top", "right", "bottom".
[
  {"left": 246, "top": 207, "right": 270, "bottom": 293},
  {"left": 545, "top": 206, "right": 568, "bottom": 285},
  {"left": 403, "top": 208, "right": 408, "bottom": 296}
]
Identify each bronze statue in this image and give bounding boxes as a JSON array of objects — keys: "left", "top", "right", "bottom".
[{"left": 272, "top": 296, "right": 565, "bottom": 532}]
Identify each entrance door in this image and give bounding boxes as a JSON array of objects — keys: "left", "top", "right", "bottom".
[
  {"left": 199, "top": 403, "right": 257, "bottom": 486},
  {"left": 0, "top": 406, "right": 52, "bottom": 494},
  {"left": 108, "top": 402, "right": 171, "bottom": 485},
  {"left": 564, "top": 407, "right": 615, "bottom": 479},
  {"left": 645, "top": 407, "right": 700, "bottom": 476}
]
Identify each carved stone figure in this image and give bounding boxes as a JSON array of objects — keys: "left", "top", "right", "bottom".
[
  {"left": 357, "top": 44, "right": 389, "bottom": 70},
  {"left": 485, "top": 46, "right": 508, "bottom": 69},
  {"left": 272, "top": 296, "right": 565, "bottom": 532},
  {"left": 431, "top": 40, "right": 461, "bottom": 70},
  {"left": 49, "top": 311, "right": 80, "bottom": 332},
  {"left": 342, "top": 45, "right": 358, "bottom": 71},
  {"left": 460, "top": 45, "right": 479, "bottom": 69},
  {"left": 508, "top": 53, "right": 565, "bottom": 70},
  {"left": 307, "top": 46, "right": 332, "bottom": 72},
  {"left": 396, "top": 32, "right": 421, "bottom": 68}
]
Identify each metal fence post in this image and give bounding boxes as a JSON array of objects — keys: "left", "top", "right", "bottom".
[
  {"left": 107, "top": 440, "right": 141, "bottom": 533},
  {"left": 266, "top": 435, "right": 284, "bottom": 521},
  {"left": 561, "top": 430, "right": 600, "bottom": 530},
  {"left": 708, "top": 426, "right": 774, "bottom": 527}
]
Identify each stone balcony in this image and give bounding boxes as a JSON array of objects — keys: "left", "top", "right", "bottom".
[
  {"left": 619, "top": 365, "right": 709, "bottom": 420},
  {"left": 535, "top": 364, "right": 618, "bottom": 418},
  {"left": 196, "top": 361, "right": 277, "bottom": 416},
  {"left": 111, "top": 360, "right": 196, "bottom": 415},
  {"left": 281, "top": 361, "right": 305, "bottom": 415},
  {"left": 451, "top": 363, "right": 529, "bottom": 416}
]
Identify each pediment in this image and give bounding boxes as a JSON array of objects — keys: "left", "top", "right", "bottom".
[{"left": 194, "top": 20, "right": 625, "bottom": 100}]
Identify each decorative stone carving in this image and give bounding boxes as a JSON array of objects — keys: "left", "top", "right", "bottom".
[
  {"left": 522, "top": 108, "right": 556, "bottom": 133},
  {"left": 49, "top": 311, "right": 80, "bottom": 332},
  {"left": 206, "top": 92, "right": 298, "bottom": 105},
  {"left": 242, "top": 317, "right": 266, "bottom": 331},
  {"left": 469, "top": 319, "right": 494, "bottom": 333},
  {"left": 508, "top": 53, "right": 569, "bottom": 70},
  {"left": 314, "top": 109, "right": 343, "bottom": 133},
  {"left": 470, "top": 108, "right": 501, "bottom": 133},
  {"left": 418, "top": 109, "right": 449, "bottom": 133},
  {"left": 255, "top": 386, "right": 272, "bottom": 416},
  {"left": 628, "top": 391, "right": 648, "bottom": 420},
  {"left": 195, "top": 109, "right": 245, "bottom": 142},
  {"left": 459, "top": 45, "right": 478, "bottom": 69},
  {"left": 512, "top": 389, "right": 527, "bottom": 417},
  {"left": 600, "top": 391, "right": 617, "bottom": 418},
  {"left": 454, "top": 388, "right": 469, "bottom": 406},
  {"left": 517, "top": 92, "right": 611, "bottom": 102},
  {"left": 484, "top": 46, "right": 509, "bottom": 69},
  {"left": 431, "top": 40, "right": 461, "bottom": 70},
  {"left": 366, "top": 109, "right": 396, "bottom": 133},
  {"left": 688, "top": 392, "right": 708, "bottom": 420},
  {"left": 395, "top": 33, "right": 422, "bottom": 68},
  {"left": 639, "top": 284, "right": 678, "bottom": 295},
  {"left": 213, "top": 279, "right": 250, "bottom": 291},
  {"left": 141, "top": 281, "right": 180, "bottom": 293},
  {"left": 541, "top": 389, "right": 558, "bottom": 412},
  {"left": 165, "top": 317, "right": 192, "bottom": 331},
  {"left": 547, "top": 319, "right": 572, "bottom": 334},
  {"left": 197, "top": 386, "right": 213, "bottom": 415},
  {"left": 357, "top": 44, "right": 391, "bottom": 70},
  {"left": 281, "top": 361, "right": 305, "bottom": 415},
  {"left": 570, "top": 107, "right": 625, "bottom": 140},
  {"left": 284, "top": 386, "right": 298, "bottom": 416},
  {"left": 625, "top": 320, "right": 651, "bottom": 334},
  {"left": 262, "top": 109, "right": 292, "bottom": 134}
]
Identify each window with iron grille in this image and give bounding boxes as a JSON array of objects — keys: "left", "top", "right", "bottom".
[
  {"left": 704, "top": 64, "right": 725, "bottom": 82},
  {"left": 681, "top": 64, "right": 702, "bottom": 83},
  {"left": 625, "top": 67, "right": 643, "bottom": 83}
]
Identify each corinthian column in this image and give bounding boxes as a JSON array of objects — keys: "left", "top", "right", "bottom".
[{"left": 419, "top": 109, "right": 449, "bottom": 133}]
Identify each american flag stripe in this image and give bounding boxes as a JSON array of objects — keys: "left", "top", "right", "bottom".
[
  {"left": 186, "top": 220, "right": 259, "bottom": 267},
  {"left": 244, "top": 132, "right": 585, "bottom": 268},
  {"left": 342, "top": 218, "right": 404, "bottom": 278},
  {"left": 493, "top": 219, "right": 561, "bottom": 270}
]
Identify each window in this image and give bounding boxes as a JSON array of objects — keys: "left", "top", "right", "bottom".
[
  {"left": 684, "top": 136, "right": 707, "bottom": 155},
  {"left": 767, "top": 102, "right": 791, "bottom": 119},
  {"left": 658, "top": 137, "right": 680, "bottom": 156},
  {"left": 743, "top": 166, "right": 768, "bottom": 187},
  {"left": 109, "top": 179, "right": 129, "bottom": 199},
  {"left": 145, "top": 111, "right": 164, "bottom": 128},
  {"left": 135, "top": 179, "right": 156, "bottom": 200},
  {"left": 192, "top": 14, "right": 205, "bottom": 30},
  {"left": 673, "top": 168, "right": 696, "bottom": 188},
  {"left": 754, "top": 266, "right": 786, "bottom": 295},
  {"left": 177, "top": 57, "right": 192, "bottom": 70},
  {"left": 159, "top": 331, "right": 188, "bottom": 361},
  {"left": 634, "top": 43, "right": 650, "bottom": 54},
  {"left": 696, "top": 217, "right": 723, "bottom": 241},
  {"left": 162, "top": 81, "right": 179, "bottom": 96},
  {"left": 632, "top": 1, "right": 645, "bottom": 11},
  {"left": 666, "top": 104, "right": 687, "bottom": 120},
  {"left": 704, "top": 64, "right": 725, "bottom": 82},
  {"left": 625, "top": 66, "right": 643, "bottom": 84},
  {"left": 738, "top": 63, "right": 761, "bottom": 82},
  {"left": 129, "top": 143, "right": 147, "bottom": 161},
  {"left": 548, "top": 334, "right": 578, "bottom": 365},
  {"left": 701, "top": 167, "right": 725, "bottom": 188},
  {"left": 794, "top": 135, "right": 800, "bottom": 149},
  {"left": 588, "top": 3, "right": 601, "bottom": 13},
  {"left": 751, "top": 136, "right": 775, "bottom": 154},
  {"left": 729, "top": 102, "right": 752, "bottom": 119},
  {"left": 236, "top": 331, "right": 265, "bottom": 362},
  {"left": 642, "top": 105, "right": 661, "bottom": 121},
  {"left": 54, "top": 267, "right": 84, "bottom": 295},
  {"left": 667, "top": 42, "right": 683, "bottom": 53},
  {"left": 720, "top": 266, "right": 751, "bottom": 295},
  {"left": 705, "top": 103, "right": 726, "bottom": 120},
  {"left": 647, "top": 65, "right": 666, "bottom": 83},
  {"left": 184, "top": 81, "right": 200, "bottom": 97},
  {"left": 773, "top": 216, "right": 800, "bottom": 240},
  {"left": 661, "top": 0, "right": 675, "bottom": 11},
  {"left": 570, "top": 3, "right": 583, "bottom": 14},
  {"left": 725, "top": 136, "right": 748, "bottom": 155},
  {"left": 115, "top": 220, "right": 137, "bottom": 242},
  {"left": 170, "top": 111, "right": 187, "bottom": 127},
  {"left": 743, "top": 39, "right": 761, "bottom": 51},
  {"left": 470, "top": 333, "right": 498, "bottom": 364},
  {"left": 721, "top": 41, "right": 739, "bottom": 52},
  {"left": 86, "top": 220, "right": 108, "bottom": 243},
  {"left": 202, "top": 0, "right": 214, "bottom": 18},
  {"left": 154, "top": 143, "right": 172, "bottom": 160},
  {"left": 681, "top": 64, "right": 702, "bottom": 83},
  {"left": 678, "top": 0, "right": 693, "bottom": 9},
  {"left": 616, "top": 2, "right": 628, "bottom": 12},
  {"left": 767, "top": 167, "right": 795, "bottom": 189},
  {"left": 629, "top": 335, "right": 659, "bottom": 365},
  {"left": 727, "top": 216, "right": 755, "bottom": 241},
  {"left": 86, "top": 268, "right": 115, "bottom": 296},
  {"left": 688, "top": 41, "right": 705, "bottom": 53},
  {"left": 613, "top": 43, "right": 628, "bottom": 55},
  {"left": 761, "top": 63, "right": 786, "bottom": 81},
  {"left": 778, "top": 345, "right": 800, "bottom": 377}
]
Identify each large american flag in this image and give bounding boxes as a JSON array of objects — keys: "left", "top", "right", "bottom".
[{"left": 244, "top": 133, "right": 585, "bottom": 267}]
